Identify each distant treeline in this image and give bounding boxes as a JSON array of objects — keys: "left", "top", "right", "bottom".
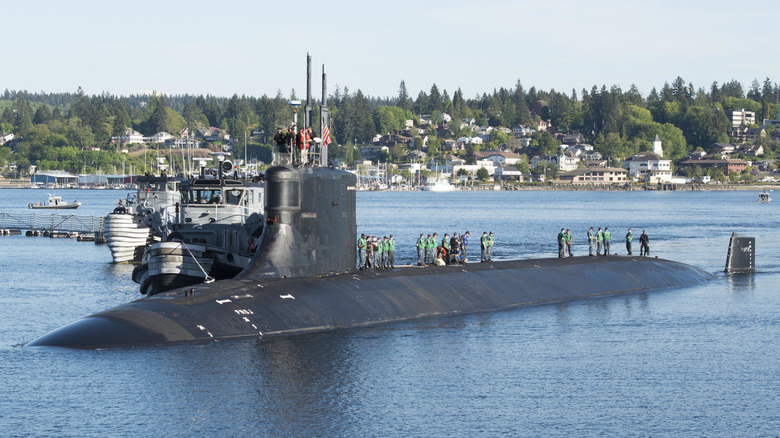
[{"left": 1, "top": 76, "right": 779, "bottom": 175}]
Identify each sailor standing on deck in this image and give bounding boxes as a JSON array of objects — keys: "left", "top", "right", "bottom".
[
  {"left": 625, "top": 228, "right": 633, "bottom": 255},
  {"left": 639, "top": 230, "right": 650, "bottom": 256},
  {"left": 450, "top": 233, "right": 461, "bottom": 264},
  {"left": 486, "top": 232, "right": 494, "bottom": 262},
  {"left": 596, "top": 227, "right": 604, "bottom": 256},
  {"left": 357, "top": 234, "right": 368, "bottom": 270},
  {"left": 380, "top": 237, "right": 389, "bottom": 269},
  {"left": 416, "top": 233, "right": 425, "bottom": 266},
  {"left": 481, "top": 232, "right": 489, "bottom": 262},
  {"left": 461, "top": 231, "right": 470, "bottom": 262},
  {"left": 367, "top": 236, "right": 376, "bottom": 269},
  {"left": 565, "top": 229, "right": 573, "bottom": 257},
  {"left": 441, "top": 233, "right": 451, "bottom": 264},
  {"left": 558, "top": 228, "right": 566, "bottom": 258},
  {"left": 587, "top": 227, "right": 596, "bottom": 256},
  {"left": 427, "top": 233, "right": 437, "bottom": 265},
  {"left": 388, "top": 235, "right": 396, "bottom": 268},
  {"left": 603, "top": 227, "right": 611, "bottom": 256}
]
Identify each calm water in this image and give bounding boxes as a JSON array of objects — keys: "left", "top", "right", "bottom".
[{"left": 1, "top": 188, "right": 778, "bottom": 437}]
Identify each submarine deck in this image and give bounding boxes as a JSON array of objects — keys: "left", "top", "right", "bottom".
[{"left": 29, "top": 255, "right": 714, "bottom": 349}]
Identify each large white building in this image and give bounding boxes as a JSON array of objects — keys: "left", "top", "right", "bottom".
[
  {"left": 730, "top": 109, "right": 756, "bottom": 127},
  {"left": 623, "top": 135, "right": 672, "bottom": 183}
]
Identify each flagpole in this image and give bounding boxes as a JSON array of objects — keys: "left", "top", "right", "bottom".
[{"left": 320, "top": 63, "right": 328, "bottom": 165}]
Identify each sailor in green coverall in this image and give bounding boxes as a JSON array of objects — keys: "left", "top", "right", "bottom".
[
  {"left": 587, "top": 227, "right": 596, "bottom": 256},
  {"left": 596, "top": 227, "right": 604, "bottom": 256},
  {"left": 427, "top": 233, "right": 438, "bottom": 265},
  {"left": 625, "top": 228, "right": 633, "bottom": 255},
  {"left": 557, "top": 228, "right": 565, "bottom": 258},
  {"left": 388, "top": 234, "right": 396, "bottom": 268},
  {"left": 486, "top": 232, "right": 494, "bottom": 262}
]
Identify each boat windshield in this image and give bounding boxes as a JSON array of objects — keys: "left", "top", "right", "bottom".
[
  {"left": 182, "top": 189, "right": 224, "bottom": 205},
  {"left": 224, "top": 189, "right": 245, "bottom": 205}
]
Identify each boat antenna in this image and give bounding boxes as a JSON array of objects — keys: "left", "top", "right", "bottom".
[
  {"left": 305, "top": 52, "right": 312, "bottom": 131},
  {"left": 320, "top": 63, "right": 328, "bottom": 165}
]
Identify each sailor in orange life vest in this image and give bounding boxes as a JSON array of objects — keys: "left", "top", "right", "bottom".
[{"left": 297, "top": 127, "right": 314, "bottom": 165}]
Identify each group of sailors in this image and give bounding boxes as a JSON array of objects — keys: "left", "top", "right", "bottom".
[
  {"left": 357, "top": 234, "right": 396, "bottom": 270},
  {"left": 559, "top": 227, "right": 650, "bottom": 257},
  {"left": 416, "top": 232, "right": 470, "bottom": 266},
  {"left": 273, "top": 125, "right": 319, "bottom": 166}
]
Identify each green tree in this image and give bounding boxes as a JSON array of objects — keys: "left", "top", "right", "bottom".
[
  {"left": 373, "top": 106, "right": 405, "bottom": 134},
  {"left": 150, "top": 94, "right": 171, "bottom": 134},
  {"left": 488, "top": 129, "right": 509, "bottom": 148},
  {"left": 397, "top": 81, "right": 411, "bottom": 111},
  {"left": 476, "top": 166, "right": 489, "bottom": 181},
  {"left": 426, "top": 137, "right": 440, "bottom": 156},
  {"left": 112, "top": 108, "right": 130, "bottom": 137},
  {"left": 33, "top": 106, "right": 52, "bottom": 124},
  {"left": 536, "top": 131, "right": 560, "bottom": 155}
]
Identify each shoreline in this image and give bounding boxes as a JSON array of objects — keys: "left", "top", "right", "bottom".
[{"left": 2, "top": 180, "right": 779, "bottom": 192}]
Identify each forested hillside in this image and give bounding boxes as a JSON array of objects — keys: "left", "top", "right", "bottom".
[{"left": 1, "top": 76, "right": 778, "bottom": 176}]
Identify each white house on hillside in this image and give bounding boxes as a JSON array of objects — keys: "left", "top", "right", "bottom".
[
  {"left": 473, "top": 150, "right": 523, "bottom": 166},
  {"left": 623, "top": 135, "right": 672, "bottom": 183},
  {"left": 117, "top": 129, "right": 145, "bottom": 144},
  {"left": 150, "top": 132, "right": 175, "bottom": 143}
]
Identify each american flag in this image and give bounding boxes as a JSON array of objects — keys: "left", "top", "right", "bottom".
[{"left": 322, "top": 122, "right": 332, "bottom": 147}]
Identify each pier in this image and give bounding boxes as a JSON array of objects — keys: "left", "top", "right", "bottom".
[{"left": 0, "top": 212, "right": 106, "bottom": 242}]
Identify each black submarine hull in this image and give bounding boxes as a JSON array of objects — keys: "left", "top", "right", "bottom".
[
  {"left": 29, "top": 256, "right": 713, "bottom": 349},
  {"left": 29, "top": 166, "right": 714, "bottom": 349}
]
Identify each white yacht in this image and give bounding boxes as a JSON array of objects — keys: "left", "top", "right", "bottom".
[{"left": 422, "top": 177, "right": 456, "bottom": 192}]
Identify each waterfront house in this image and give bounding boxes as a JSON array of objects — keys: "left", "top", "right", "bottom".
[
  {"left": 677, "top": 158, "right": 749, "bottom": 175},
  {"left": 558, "top": 167, "right": 628, "bottom": 185},
  {"left": 494, "top": 166, "right": 523, "bottom": 181}
]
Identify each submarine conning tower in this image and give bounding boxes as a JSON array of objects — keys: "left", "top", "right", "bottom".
[{"left": 238, "top": 165, "right": 357, "bottom": 279}]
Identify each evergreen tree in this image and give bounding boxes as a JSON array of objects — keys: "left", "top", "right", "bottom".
[
  {"left": 429, "top": 84, "right": 443, "bottom": 113},
  {"left": 397, "top": 80, "right": 411, "bottom": 111},
  {"left": 747, "top": 79, "right": 761, "bottom": 101},
  {"left": 150, "top": 94, "right": 170, "bottom": 134},
  {"left": 33, "top": 106, "right": 52, "bottom": 125}
]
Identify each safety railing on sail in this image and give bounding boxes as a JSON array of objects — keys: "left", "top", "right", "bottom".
[{"left": 0, "top": 212, "right": 105, "bottom": 233}]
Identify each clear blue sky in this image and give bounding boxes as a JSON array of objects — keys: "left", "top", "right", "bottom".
[{"left": 5, "top": 0, "right": 779, "bottom": 100}]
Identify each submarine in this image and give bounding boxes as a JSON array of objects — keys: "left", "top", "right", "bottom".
[{"left": 28, "top": 164, "right": 716, "bottom": 349}]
